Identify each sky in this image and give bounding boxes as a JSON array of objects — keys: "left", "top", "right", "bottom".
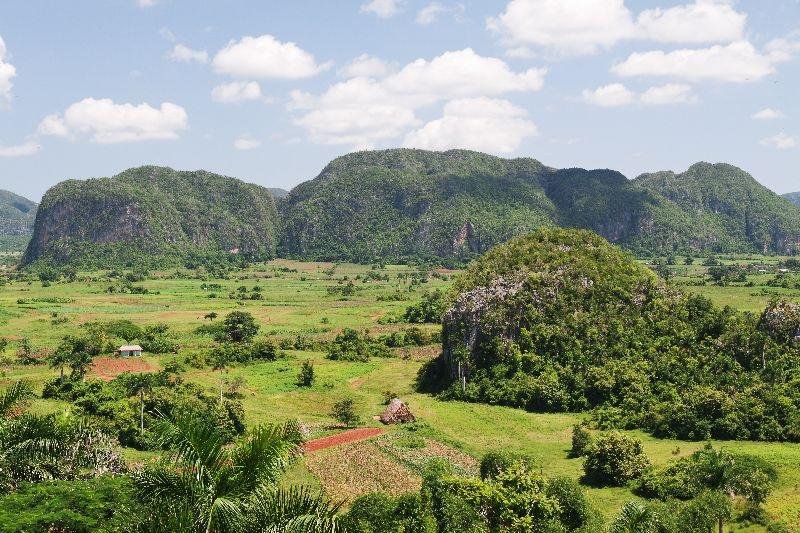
[{"left": 0, "top": 0, "right": 798, "bottom": 201}]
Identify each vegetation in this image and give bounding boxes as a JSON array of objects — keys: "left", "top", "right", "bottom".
[
  {"left": 429, "top": 227, "right": 800, "bottom": 444},
  {"left": 23, "top": 166, "right": 279, "bottom": 268},
  {"left": 783, "top": 191, "right": 800, "bottom": 207}
]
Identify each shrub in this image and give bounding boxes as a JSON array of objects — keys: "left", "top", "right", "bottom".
[
  {"left": 569, "top": 423, "right": 593, "bottom": 458},
  {"left": 297, "top": 359, "right": 314, "bottom": 387},
  {"left": 479, "top": 451, "right": 534, "bottom": 480},
  {"left": 331, "top": 398, "right": 360, "bottom": 427},
  {"left": 583, "top": 432, "right": 650, "bottom": 486},
  {"left": 404, "top": 290, "right": 447, "bottom": 324},
  {"left": 216, "top": 311, "right": 259, "bottom": 343}
]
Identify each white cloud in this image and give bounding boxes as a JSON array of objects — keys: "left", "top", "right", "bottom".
[
  {"left": 137, "top": 0, "right": 158, "bottom": 7},
  {"left": 640, "top": 84, "right": 697, "bottom": 105},
  {"left": 765, "top": 37, "right": 800, "bottom": 63},
  {"left": 168, "top": 44, "right": 208, "bottom": 64},
  {"left": 487, "top": 0, "right": 748, "bottom": 56},
  {"left": 0, "top": 140, "right": 40, "bottom": 157},
  {"left": 213, "top": 35, "right": 328, "bottom": 80},
  {"left": 612, "top": 41, "right": 776, "bottom": 83},
  {"left": 233, "top": 135, "right": 261, "bottom": 150},
  {"left": 416, "top": 2, "right": 463, "bottom": 25},
  {"left": 339, "top": 54, "right": 393, "bottom": 78},
  {"left": 581, "top": 83, "right": 635, "bottom": 107},
  {"left": 404, "top": 97, "right": 537, "bottom": 153},
  {"left": 487, "top": 0, "right": 637, "bottom": 56},
  {"left": 760, "top": 133, "right": 796, "bottom": 150},
  {"left": 211, "top": 81, "right": 262, "bottom": 104},
  {"left": 752, "top": 108, "right": 784, "bottom": 120},
  {"left": 0, "top": 36, "right": 17, "bottom": 107},
  {"left": 360, "top": 0, "right": 404, "bottom": 18},
  {"left": 37, "top": 98, "right": 188, "bottom": 143},
  {"left": 159, "top": 27, "right": 176, "bottom": 42},
  {"left": 636, "top": 0, "right": 745, "bottom": 44},
  {"left": 290, "top": 48, "right": 545, "bottom": 147}
]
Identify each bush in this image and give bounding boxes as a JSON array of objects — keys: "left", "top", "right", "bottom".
[
  {"left": 297, "top": 359, "right": 314, "bottom": 387},
  {"left": 583, "top": 432, "right": 650, "bottom": 486},
  {"left": 216, "top": 311, "right": 259, "bottom": 343},
  {"left": 404, "top": 290, "right": 448, "bottom": 324},
  {"left": 479, "top": 451, "right": 534, "bottom": 480},
  {"left": 326, "top": 329, "right": 390, "bottom": 362},
  {"left": 569, "top": 423, "right": 593, "bottom": 458},
  {"left": 330, "top": 398, "right": 360, "bottom": 427}
]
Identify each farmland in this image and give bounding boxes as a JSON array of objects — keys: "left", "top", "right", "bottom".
[{"left": 0, "top": 255, "right": 798, "bottom": 531}]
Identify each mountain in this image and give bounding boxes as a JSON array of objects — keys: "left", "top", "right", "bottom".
[
  {"left": 0, "top": 189, "right": 37, "bottom": 236},
  {"left": 268, "top": 188, "right": 290, "bottom": 199},
  {"left": 633, "top": 163, "right": 800, "bottom": 254},
  {"left": 785, "top": 192, "right": 800, "bottom": 206},
  {"left": 23, "top": 166, "right": 279, "bottom": 268},
  {"left": 279, "top": 149, "right": 800, "bottom": 262}
]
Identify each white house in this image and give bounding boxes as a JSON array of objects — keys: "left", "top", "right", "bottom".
[{"left": 118, "top": 345, "right": 143, "bottom": 357}]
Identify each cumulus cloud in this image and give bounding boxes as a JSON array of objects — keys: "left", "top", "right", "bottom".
[
  {"left": 233, "top": 135, "right": 261, "bottom": 150},
  {"left": 338, "top": 54, "right": 393, "bottom": 78},
  {"left": 213, "top": 35, "right": 328, "bottom": 79},
  {"left": 38, "top": 98, "right": 188, "bottom": 143},
  {"left": 289, "top": 48, "right": 545, "bottom": 147},
  {"left": 211, "top": 81, "right": 262, "bottom": 104},
  {"left": 612, "top": 41, "right": 776, "bottom": 83},
  {"left": 360, "top": 0, "right": 404, "bottom": 18},
  {"left": 488, "top": 0, "right": 747, "bottom": 56},
  {"left": 760, "top": 133, "right": 796, "bottom": 150},
  {"left": 640, "top": 84, "right": 697, "bottom": 105},
  {"left": 0, "top": 36, "right": 17, "bottom": 107},
  {"left": 636, "top": 0, "right": 745, "bottom": 44},
  {"left": 404, "top": 97, "right": 537, "bottom": 153},
  {"left": 416, "top": 2, "right": 463, "bottom": 25},
  {"left": 0, "top": 140, "right": 40, "bottom": 157},
  {"left": 168, "top": 44, "right": 208, "bottom": 64},
  {"left": 488, "top": 0, "right": 636, "bottom": 56},
  {"left": 752, "top": 108, "right": 784, "bottom": 120},
  {"left": 581, "top": 83, "right": 636, "bottom": 107}
]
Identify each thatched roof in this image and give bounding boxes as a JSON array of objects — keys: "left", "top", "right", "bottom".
[{"left": 379, "top": 398, "right": 415, "bottom": 424}]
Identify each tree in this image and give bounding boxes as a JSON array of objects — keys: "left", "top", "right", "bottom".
[
  {"left": 204, "top": 312, "right": 218, "bottom": 321},
  {"left": 54, "top": 336, "right": 95, "bottom": 381},
  {"left": 610, "top": 500, "right": 664, "bottom": 533},
  {"left": 569, "top": 423, "right": 592, "bottom": 458},
  {"left": 297, "top": 359, "right": 315, "bottom": 387},
  {"left": 125, "top": 413, "right": 339, "bottom": 532},
  {"left": 218, "top": 311, "right": 260, "bottom": 343},
  {"left": 126, "top": 373, "right": 154, "bottom": 435},
  {"left": 330, "top": 398, "right": 360, "bottom": 427},
  {"left": 583, "top": 432, "right": 651, "bottom": 486}
]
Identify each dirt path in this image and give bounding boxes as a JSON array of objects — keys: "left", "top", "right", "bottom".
[{"left": 303, "top": 427, "right": 385, "bottom": 453}]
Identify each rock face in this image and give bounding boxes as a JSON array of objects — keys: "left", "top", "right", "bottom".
[
  {"left": 0, "top": 189, "right": 37, "bottom": 236},
  {"left": 279, "top": 149, "right": 800, "bottom": 263},
  {"left": 23, "top": 166, "right": 279, "bottom": 267}
]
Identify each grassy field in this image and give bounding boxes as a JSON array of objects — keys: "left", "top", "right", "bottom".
[{"left": 0, "top": 256, "right": 798, "bottom": 531}]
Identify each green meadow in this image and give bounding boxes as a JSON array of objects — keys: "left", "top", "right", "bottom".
[{"left": 0, "top": 256, "right": 798, "bottom": 531}]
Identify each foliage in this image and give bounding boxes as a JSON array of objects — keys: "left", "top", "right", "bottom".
[
  {"left": 569, "top": 424, "right": 593, "bottom": 458},
  {"left": 479, "top": 451, "right": 536, "bottom": 480},
  {"left": 216, "top": 311, "right": 260, "bottom": 343},
  {"left": 404, "top": 290, "right": 448, "bottom": 324},
  {"left": 583, "top": 432, "right": 651, "bottom": 487},
  {"left": 340, "top": 492, "right": 434, "bottom": 533},
  {"left": 297, "top": 359, "right": 315, "bottom": 387},
  {"left": 123, "top": 413, "right": 339, "bottom": 532},
  {"left": 0, "top": 477, "right": 130, "bottom": 533},
  {"left": 431, "top": 228, "right": 800, "bottom": 443},
  {"left": 326, "top": 329, "right": 390, "bottom": 362},
  {"left": 330, "top": 398, "right": 360, "bottom": 427}
]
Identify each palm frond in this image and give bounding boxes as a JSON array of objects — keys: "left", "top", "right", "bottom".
[
  {"left": 0, "top": 381, "right": 33, "bottom": 418},
  {"left": 247, "top": 486, "right": 341, "bottom": 533},
  {"left": 151, "top": 411, "right": 228, "bottom": 478},
  {"left": 228, "top": 424, "right": 301, "bottom": 493}
]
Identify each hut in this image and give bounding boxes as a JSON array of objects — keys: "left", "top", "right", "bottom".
[
  {"left": 379, "top": 398, "right": 415, "bottom": 424},
  {"left": 118, "top": 345, "right": 143, "bottom": 357}
]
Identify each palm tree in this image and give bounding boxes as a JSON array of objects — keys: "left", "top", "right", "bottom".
[
  {"left": 126, "top": 373, "right": 154, "bottom": 435},
  {"left": 610, "top": 500, "right": 660, "bottom": 533},
  {"left": 0, "top": 381, "right": 124, "bottom": 492},
  {"left": 127, "top": 413, "right": 340, "bottom": 532}
]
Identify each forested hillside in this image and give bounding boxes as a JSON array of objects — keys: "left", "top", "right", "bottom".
[
  {"left": 785, "top": 191, "right": 800, "bottom": 206},
  {"left": 23, "top": 166, "right": 279, "bottom": 268},
  {"left": 0, "top": 190, "right": 37, "bottom": 236},
  {"left": 279, "top": 149, "right": 800, "bottom": 262}
]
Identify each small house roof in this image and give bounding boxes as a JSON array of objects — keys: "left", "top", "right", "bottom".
[{"left": 119, "top": 345, "right": 143, "bottom": 351}]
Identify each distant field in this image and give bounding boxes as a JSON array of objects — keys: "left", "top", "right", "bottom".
[{"left": 0, "top": 256, "right": 798, "bottom": 531}]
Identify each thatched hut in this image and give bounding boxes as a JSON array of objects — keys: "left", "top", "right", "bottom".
[{"left": 379, "top": 398, "right": 415, "bottom": 424}]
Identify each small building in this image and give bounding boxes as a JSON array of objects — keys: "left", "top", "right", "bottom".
[
  {"left": 118, "top": 345, "right": 143, "bottom": 357},
  {"left": 379, "top": 398, "right": 416, "bottom": 425}
]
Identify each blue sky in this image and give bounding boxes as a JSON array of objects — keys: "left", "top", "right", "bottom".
[{"left": 0, "top": 0, "right": 798, "bottom": 201}]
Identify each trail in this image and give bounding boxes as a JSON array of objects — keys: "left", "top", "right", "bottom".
[{"left": 303, "top": 427, "right": 385, "bottom": 453}]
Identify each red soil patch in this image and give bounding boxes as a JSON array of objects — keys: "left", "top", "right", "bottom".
[
  {"left": 303, "top": 428, "right": 385, "bottom": 453},
  {"left": 91, "top": 357, "right": 158, "bottom": 381}
]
